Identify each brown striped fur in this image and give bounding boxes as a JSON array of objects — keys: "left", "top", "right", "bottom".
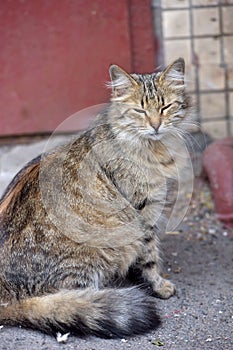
[{"left": 0, "top": 58, "right": 192, "bottom": 338}]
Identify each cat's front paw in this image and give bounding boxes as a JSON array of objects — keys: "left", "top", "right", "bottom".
[{"left": 154, "top": 279, "right": 176, "bottom": 299}]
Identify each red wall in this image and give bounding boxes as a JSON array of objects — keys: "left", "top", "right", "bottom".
[{"left": 0, "top": 0, "right": 155, "bottom": 135}]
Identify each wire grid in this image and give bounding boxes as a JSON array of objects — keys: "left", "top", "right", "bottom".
[{"left": 152, "top": 0, "right": 233, "bottom": 138}]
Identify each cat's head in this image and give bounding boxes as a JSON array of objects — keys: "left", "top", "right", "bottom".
[{"left": 108, "top": 58, "right": 192, "bottom": 141}]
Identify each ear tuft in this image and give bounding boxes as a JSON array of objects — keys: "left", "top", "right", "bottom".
[
  {"left": 108, "top": 65, "right": 137, "bottom": 99},
  {"left": 171, "top": 57, "right": 185, "bottom": 75},
  {"left": 159, "top": 58, "right": 185, "bottom": 86}
]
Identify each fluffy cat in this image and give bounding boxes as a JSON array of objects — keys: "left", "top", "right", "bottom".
[{"left": 0, "top": 58, "right": 192, "bottom": 338}]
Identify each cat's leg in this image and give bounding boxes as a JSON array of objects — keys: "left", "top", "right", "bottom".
[{"left": 138, "top": 236, "right": 176, "bottom": 299}]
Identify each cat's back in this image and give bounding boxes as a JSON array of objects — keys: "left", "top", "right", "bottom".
[{"left": 0, "top": 121, "right": 122, "bottom": 242}]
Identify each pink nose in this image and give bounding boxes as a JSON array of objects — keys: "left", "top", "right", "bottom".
[{"left": 150, "top": 121, "right": 161, "bottom": 133}]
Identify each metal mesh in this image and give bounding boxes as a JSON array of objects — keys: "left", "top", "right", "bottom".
[{"left": 152, "top": 0, "right": 233, "bottom": 138}]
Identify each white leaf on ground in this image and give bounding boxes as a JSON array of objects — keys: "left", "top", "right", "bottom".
[{"left": 56, "top": 332, "right": 70, "bottom": 343}]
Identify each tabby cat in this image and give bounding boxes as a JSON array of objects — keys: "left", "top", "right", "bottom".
[{"left": 0, "top": 58, "right": 192, "bottom": 338}]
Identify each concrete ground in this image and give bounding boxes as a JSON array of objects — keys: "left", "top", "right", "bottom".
[{"left": 0, "top": 136, "right": 232, "bottom": 350}]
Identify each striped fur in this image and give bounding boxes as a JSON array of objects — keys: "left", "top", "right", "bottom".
[{"left": 0, "top": 58, "right": 192, "bottom": 338}]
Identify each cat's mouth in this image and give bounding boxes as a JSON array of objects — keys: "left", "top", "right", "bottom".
[
  {"left": 147, "top": 125, "right": 169, "bottom": 140},
  {"left": 147, "top": 131, "right": 165, "bottom": 141}
]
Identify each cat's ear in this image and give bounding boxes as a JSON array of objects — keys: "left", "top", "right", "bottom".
[
  {"left": 108, "top": 65, "right": 137, "bottom": 99},
  {"left": 158, "top": 58, "right": 185, "bottom": 87}
]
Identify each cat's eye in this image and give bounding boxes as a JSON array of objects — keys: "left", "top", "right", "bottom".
[
  {"left": 133, "top": 108, "right": 147, "bottom": 115},
  {"left": 161, "top": 103, "right": 172, "bottom": 114}
]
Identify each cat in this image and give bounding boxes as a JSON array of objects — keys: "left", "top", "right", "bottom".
[{"left": 0, "top": 58, "right": 192, "bottom": 338}]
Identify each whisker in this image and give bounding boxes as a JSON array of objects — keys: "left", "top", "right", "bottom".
[{"left": 173, "top": 127, "right": 206, "bottom": 154}]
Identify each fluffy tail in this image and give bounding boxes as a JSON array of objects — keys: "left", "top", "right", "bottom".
[{"left": 0, "top": 288, "right": 160, "bottom": 338}]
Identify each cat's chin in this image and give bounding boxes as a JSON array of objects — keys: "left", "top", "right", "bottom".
[{"left": 147, "top": 132, "right": 167, "bottom": 141}]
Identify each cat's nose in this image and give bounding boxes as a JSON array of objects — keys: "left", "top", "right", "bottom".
[{"left": 150, "top": 121, "right": 161, "bottom": 133}]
